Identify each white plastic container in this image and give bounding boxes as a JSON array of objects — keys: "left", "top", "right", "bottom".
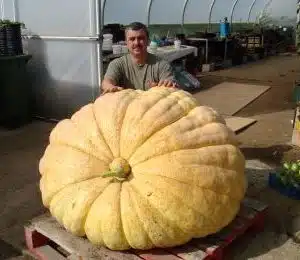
[
  {"left": 148, "top": 41, "right": 158, "bottom": 53},
  {"left": 103, "top": 34, "right": 113, "bottom": 40},
  {"left": 112, "top": 45, "right": 122, "bottom": 54},
  {"left": 102, "top": 34, "right": 113, "bottom": 51},
  {"left": 174, "top": 40, "right": 181, "bottom": 49}
]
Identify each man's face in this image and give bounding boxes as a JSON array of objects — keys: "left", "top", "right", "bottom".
[{"left": 126, "top": 29, "right": 148, "bottom": 56}]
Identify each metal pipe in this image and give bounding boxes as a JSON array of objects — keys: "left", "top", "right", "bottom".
[
  {"left": 146, "top": 0, "right": 154, "bottom": 26},
  {"left": 208, "top": 0, "right": 217, "bottom": 32},
  {"left": 230, "top": 0, "right": 240, "bottom": 29},
  {"left": 247, "top": 0, "right": 258, "bottom": 23},
  {"left": 23, "top": 35, "right": 99, "bottom": 41},
  {"left": 181, "top": 0, "right": 190, "bottom": 28},
  {"left": 1, "top": 0, "right": 4, "bottom": 20},
  {"left": 205, "top": 39, "right": 208, "bottom": 63},
  {"left": 12, "top": 0, "right": 16, "bottom": 21},
  {"left": 89, "top": 0, "right": 97, "bottom": 101},
  {"left": 95, "top": 0, "right": 103, "bottom": 92},
  {"left": 101, "top": 0, "right": 107, "bottom": 30}
]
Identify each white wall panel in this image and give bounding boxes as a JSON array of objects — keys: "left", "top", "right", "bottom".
[
  {"left": 25, "top": 39, "right": 98, "bottom": 119},
  {"left": 15, "top": 0, "right": 96, "bottom": 36}
]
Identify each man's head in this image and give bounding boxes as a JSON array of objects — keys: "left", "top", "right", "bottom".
[{"left": 125, "top": 22, "right": 149, "bottom": 57}]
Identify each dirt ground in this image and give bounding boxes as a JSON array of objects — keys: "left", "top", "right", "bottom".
[{"left": 1, "top": 54, "right": 300, "bottom": 259}]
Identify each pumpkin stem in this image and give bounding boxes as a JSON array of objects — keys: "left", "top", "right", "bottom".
[
  {"left": 102, "top": 157, "right": 131, "bottom": 180},
  {"left": 102, "top": 170, "right": 126, "bottom": 178}
]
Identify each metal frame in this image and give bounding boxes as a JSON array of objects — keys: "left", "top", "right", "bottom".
[
  {"left": 230, "top": 0, "right": 240, "bottom": 29},
  {"left": 181, "top": 0, "right": 189, "bottom": 28},
  {"left": 95, "top": 0, "right": 103, "bottom": 95},
  {"left": 0, "top": 0, "right": 4, "bottom": 20},
  {"left": 247, "top": 0, "right": 258, "bottom": 23},
  {"left": 101, "top": 0, "right": 108, "bottom": 31},
  {"left": 146, "top": 0, "right": 154, "bottom": 26},
  {"left": 208, "top": 0, "right": 217, "bottom": 31},
  {"left": 12, "top": 0, "right": 17, "bottom": 21}
]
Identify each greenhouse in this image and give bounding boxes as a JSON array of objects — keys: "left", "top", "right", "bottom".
[
  {"left": 1, "top": 1, "right": 300, "bottom": 259},
  {"left": 0, "top": 0, "right": 297, "bottom": 121}
]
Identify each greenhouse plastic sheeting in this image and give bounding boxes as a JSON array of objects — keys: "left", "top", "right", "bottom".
[
  {"left": 0, "top": 0, "right": 296, "bottom": 120},
  {"left": 103, "top": 0, "right": 149, "bottom": 25},
  {"left": 1, "top": 0, "right": 99, "bottom": 120},
  {"left": 184, "top": 0, "right": 212, "bottom": 24}
]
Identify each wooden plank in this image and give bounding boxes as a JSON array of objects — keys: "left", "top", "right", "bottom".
[
  {"left": 30, "top": 214, "right": 141, "bottom": 260},
  {"left": 204, "top": 217, "right": 248, "bottom": 244},
  {"left": 136, "top": 249, "right": 180, "bottom": 260},
  {"left": 35, "top": 245, "right": 67, "bottom": 260},
  {"left": 242, "top": 197, "right": 268, "bottom": 212},
  {"left": 26, "top": 197, "right": 268, "bottom": 260},
  {"left": 191, "top": 238, "right": 222, "bottom": 259},
  {"left": 167, "top": 244, "right": 208, "bottom": 260},
  {"left": 237, "top": 205, "right": 257, "bottom": 220},
  {"left": 193, "top": 82, "right": 271, "bottom": 116},
  {"left": 24, "top": 225, "right": 49, "bottom": 250},
  {"left": 224, "top": 116, "right": 257, "bottom": 133}
]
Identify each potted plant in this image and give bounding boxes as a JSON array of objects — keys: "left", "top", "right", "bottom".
[
  {"left": 269, "top": 160, "right": 300, "bottom": 200},
  {"left": 0, "top": 20, "right": 8, "bottom": 56},
  {"left": 2, "top": 19, "right": 25, "bottom": 56}
]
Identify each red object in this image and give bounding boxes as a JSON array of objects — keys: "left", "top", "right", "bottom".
[{"left": 24, "top": 198, "right": 268, "bottom": 260}]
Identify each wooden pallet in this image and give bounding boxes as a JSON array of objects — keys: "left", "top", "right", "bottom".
[{"left": 24, "top": 197, "right": 268, "bottom": 260}]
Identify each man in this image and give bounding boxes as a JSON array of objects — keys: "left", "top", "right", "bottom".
[{"left": 101, "top": 22, "right": 178, "bottom": 94}]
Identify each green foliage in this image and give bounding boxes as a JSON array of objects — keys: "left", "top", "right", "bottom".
[
  {"left": 276, "top": 160, "right": 300, "bottom": 188},
  {"left": 0, "top": 19, "right": 25, "bottom": 28}
]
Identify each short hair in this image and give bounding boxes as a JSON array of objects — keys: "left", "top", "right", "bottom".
[{"left": 125, "top": 22, "right": 149, "bottom": 39}]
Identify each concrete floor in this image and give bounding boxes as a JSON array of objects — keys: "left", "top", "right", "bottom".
[{"left": 1, "top": 54, "right": 300, "bottom": 259}]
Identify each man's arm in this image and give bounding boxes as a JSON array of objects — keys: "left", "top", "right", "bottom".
[
  {"left": 153, "top": 60, "right": 179, "bottom": 88},
  {"left": 101, "top": 58, "right": 124, "bottom": 94},
  {"left": 101, "top": 78, "right": 123, "bottom": 94}
]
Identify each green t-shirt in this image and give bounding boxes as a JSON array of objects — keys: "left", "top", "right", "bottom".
[{"left": 104, "top": 53, "right": 176, "bottom": 90}]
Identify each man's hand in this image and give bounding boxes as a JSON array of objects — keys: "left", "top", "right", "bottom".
[
  {"left": 102, "top": 85, "right": 123, "bottom": 95},
  {"left": 148, "top": 80, "right": 178, "bottom": 89},
  {"left": 101, "top": 78, "right": 123, "bottom": 95}
]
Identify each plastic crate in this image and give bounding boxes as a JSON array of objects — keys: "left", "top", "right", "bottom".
[{"left": 268, "top": 173, "right": 300, "bottom": 200}]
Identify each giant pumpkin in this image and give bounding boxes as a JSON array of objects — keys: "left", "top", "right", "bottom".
[{"left": 39, "top": 87, "right": 247, "bottom": 251}]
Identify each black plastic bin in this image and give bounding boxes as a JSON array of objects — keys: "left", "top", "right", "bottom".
[
  {"left": 0, "top": 54, "right": 32, "bottom": 129},
  {"left": 0, "top": 26, "right": 8, "bottom": 56},
  {"left": 6, "top": 23, "right": 23, "bottom": 56}
]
